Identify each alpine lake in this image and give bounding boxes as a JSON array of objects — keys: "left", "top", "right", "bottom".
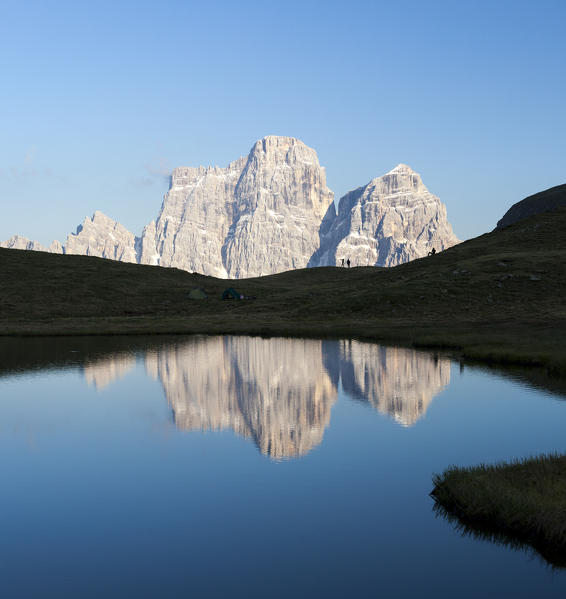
[{"left": 1, "top": 335, "right": 566, "bottom": 598}]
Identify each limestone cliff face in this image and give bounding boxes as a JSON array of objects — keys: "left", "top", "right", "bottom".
[
  {"left": 144, "top": 336, "right": 337, "bottom": 459},
  {"left": 0, "top": 234, "right": 63, "bottom": 253},
  {"left": 220, "top": 137, "right": 334, "bottom": 278},
  {"left": 139, "top": 157, "right": 246, "bottom": 277},
  {"left": 310, "top": 164, "right": 459, "bottom": 267},
  {"left": 48, "top": 240, "right": 64, "bottom": 254},
  {"left": 1, "top": 141, "right": 459, "bottom": 276},
  {"left": 139, "top": 136, "right": 334, "bottom": 278},
  {"left": 64, "top": 211, "right": 138, "bottom": 263}
]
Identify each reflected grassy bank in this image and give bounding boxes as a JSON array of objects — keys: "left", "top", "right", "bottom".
[{"left": 431, "top": 454, "right": 566, "bottom": 568}]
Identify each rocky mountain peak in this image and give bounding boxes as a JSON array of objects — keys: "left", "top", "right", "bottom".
[
  {"left": 387, "top": 163, "right": 415, "bottom": 174},
  {"left": 137, "top": 136, "right": 334, "bottom": 278},
  {"left": 2, "top": 137, "right": 460, "bottom": 277},
  {"left": 368, "top": 163, "right": 426, "bottom": 196},
  {"left": 0, "top": 234, "right": 44, "bottom": 252},
  {"left": 250, "top": 135, "right": 312, "bottom": 162},
  {"left": 310, "top": 164, "right": 459, "bottom": 268},
  {"left": 65, "top": 211, "right": 138, "bottom": 263},
  {"left": 0, "top": 234, "right": 63, "bottom": 254}
]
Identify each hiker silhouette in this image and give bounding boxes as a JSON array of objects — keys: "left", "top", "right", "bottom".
[
  {"left": 428, "top": 248, "right": 436, "bottom": 257},
  {"left": 347, "top": 258, "right": 351, "bottom": 268},
  {"left": 341, "top": 258, "right": 345, "bottom": 267}
]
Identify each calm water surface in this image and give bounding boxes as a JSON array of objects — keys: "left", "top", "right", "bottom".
[{"left": 0, "top": 335, "right": 565, "bottom": 598}]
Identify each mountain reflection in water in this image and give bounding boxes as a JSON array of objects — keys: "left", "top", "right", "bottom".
[
  {"left": 83, "top": 337, "right": 450, "bottom": 458},
  {"left": 84, "top": 353, "right": 136, "bottom": 390}
]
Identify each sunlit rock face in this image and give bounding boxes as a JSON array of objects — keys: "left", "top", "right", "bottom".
[
  {"left": 64, "top": 211, "right": 138, "bottom": 263},
  {"left": 144, "top": 336, "right": 337, "bottom": 459},
  {"left": 139, "top": 136, "right": 334, "bottom": 278},
  {"left": 220, "top": 136, "right": 334, "bottom": 278},
  {"left": 1, "top": 142, "right": 460, "bottom": 276},
  {"left": 0, "top": 234, "right": 63, "bottom": 253},
  {"left": 325, "top": 340, "right": 451, "bottom": 426},
  {"left": 140, "top": 157, "right": 247, "bottom": 277},
  {"left": 310, "top": 164, "right": 459, "bottom": 267},
  {"left": 2, "top": 137, "right": 334, "bottom": 277},
  {"left": 83, "top": 353, "right": 137, "bottom": 390}
]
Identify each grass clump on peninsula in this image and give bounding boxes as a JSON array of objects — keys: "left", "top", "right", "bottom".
[{"left": 431, "top": 454, "right": 566, "bottom": 567}]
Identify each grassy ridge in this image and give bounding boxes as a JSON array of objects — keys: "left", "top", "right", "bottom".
[
  {"left": 1, "top": 207, "right": 565, "bottom": 372},
  {"left": 431, "top": 454, "right": 566, "bottom": 567}
]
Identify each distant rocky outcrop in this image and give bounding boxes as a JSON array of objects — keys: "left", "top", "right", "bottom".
[
  {"left": 64, "top": 211, "right": 138, "bottom": 263},
  {"left": 0, "top": 234, "right": 63, "bottom": 253},
  {"left": 310, "top": 164, "right": 459, "bottom": 267},
  {"left": 2, "top": 137, "right": 459, "bottom": 276},
  {"left": 496, "top": 184, "right": 566, "bottom": 229}
]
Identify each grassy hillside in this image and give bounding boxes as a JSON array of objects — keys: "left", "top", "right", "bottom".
[{"left": 1, "top": 207, "right": 565, "bottom": 372}]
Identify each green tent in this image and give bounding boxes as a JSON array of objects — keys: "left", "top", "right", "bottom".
[
  {"left": 188, "top": 287, "right": 208, "bottom": 300},
  {"left": 222, "top": 287, "right": 241, "bottom": 300}
]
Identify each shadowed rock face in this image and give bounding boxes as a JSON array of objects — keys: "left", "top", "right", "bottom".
[
  {"left": 496, "top": 184, "right": 566, "bottom": 229},
  {"left": 310, "top": 164, "right": 459, "bottom": 267}
]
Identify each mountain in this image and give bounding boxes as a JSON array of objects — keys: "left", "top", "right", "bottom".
[
  {"left": 65, "top": 211, "right": 138, "bottom": 263},
  {"left": 496, "top": 183, "right": 566, "bottom": 229},
  {"left": 1, "top": 137, "right": 459, "bottom": 277},
  {"left": 0, "top": 234, "right": 63, "bottom": 254},
  {"left": 310, "top": 164, "right": 459, "bottom": 267},
  {"left": 0, "top": 213, "right": 135, "bottom": 261},
  {"left": 139, "top": 136, "right": 334, "bottom": 278},
  {"left": 81, "top": 336, "right": 450, "bottom": 458}
]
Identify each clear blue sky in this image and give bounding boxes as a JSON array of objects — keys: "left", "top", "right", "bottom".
[{"left": 1, "top": 0, "right": 565, "bottom": 246}]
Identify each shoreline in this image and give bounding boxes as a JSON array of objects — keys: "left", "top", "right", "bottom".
[
  {"left": 1, "top": 317, "right": 564, "bottom": 377},
  {"left": 431, "top": 454, "right": 566, "bottom": 569}
]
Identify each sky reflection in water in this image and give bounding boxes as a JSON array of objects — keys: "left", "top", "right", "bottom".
[{"left": 0, "top": 335, "right": 565, "bottom": 598}]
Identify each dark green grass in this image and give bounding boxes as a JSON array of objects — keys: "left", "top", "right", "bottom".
[{"left": 431, "top": 454, "right": 566, "bottom": 567}]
